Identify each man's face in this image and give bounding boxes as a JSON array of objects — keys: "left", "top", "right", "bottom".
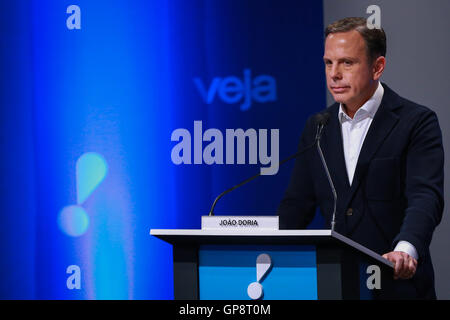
[{"left": 323, "top": 30, "right": 379, "bottom": 110}]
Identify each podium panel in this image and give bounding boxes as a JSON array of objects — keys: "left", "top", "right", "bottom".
[
  {"left": 150, "top": 229, "right": 394, "bottom": 300},
  {"left": 199, "top": 245, "right": 317, "bottom": 300}
]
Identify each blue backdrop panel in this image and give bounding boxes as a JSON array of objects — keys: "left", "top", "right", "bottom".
[
  {"left": 200, "top": 2, "right": 327, "bottom": 216},
  {"left": 199, "top": 245, "right": 318, "bottom": 300},
  {"left": 0, "top": 2, "right": 35, "bottom": 300},
  {"left": 0, "top": 0, "right": 325, "bottom": 299}
]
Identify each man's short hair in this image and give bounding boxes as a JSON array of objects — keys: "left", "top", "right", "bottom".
[{"left": 325, "top": 17, "right": 386, "bottom": 62}]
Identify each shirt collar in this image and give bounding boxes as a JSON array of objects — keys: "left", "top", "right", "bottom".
[{"left": 338, "top": 82, "right": 384, "bottom": 123}]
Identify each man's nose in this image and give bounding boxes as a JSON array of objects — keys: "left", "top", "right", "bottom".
[{"left": 330, "top": 64, "right": 342, "bottom": 80}]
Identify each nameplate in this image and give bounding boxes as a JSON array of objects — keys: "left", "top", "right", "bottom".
[{"left": 201, "top": 216, "right": 279, "bottom": 230}]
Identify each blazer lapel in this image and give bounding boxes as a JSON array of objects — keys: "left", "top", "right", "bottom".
[
  {"left": 320, "top": 103, "right": 350, "bottom": 198},
  {"left": 341, "top": 85, "right": 401, "bottom": 211}
]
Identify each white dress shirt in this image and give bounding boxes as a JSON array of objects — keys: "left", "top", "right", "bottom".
[{"left": 338, "top": 82, "right": 418, "bottom": 260}]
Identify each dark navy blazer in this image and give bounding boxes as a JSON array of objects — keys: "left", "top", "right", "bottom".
[{"left": 278, "top": 84, "right": 444, "bottom": 299}]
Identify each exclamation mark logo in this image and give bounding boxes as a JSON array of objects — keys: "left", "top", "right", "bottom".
[
  {"left": 247, "top": 253, "right": 273, "bottom": 300},
  {"left": 58, "top": 152, "right": 108, "bottom": 237}
]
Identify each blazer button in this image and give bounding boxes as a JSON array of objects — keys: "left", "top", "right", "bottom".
[{"left": 346, "top": 208, "right": 353, "bottom": 216}]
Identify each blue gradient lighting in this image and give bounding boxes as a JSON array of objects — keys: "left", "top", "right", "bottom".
[
  {"left": 0, "top": 0, "right": 325, "bottom": 299},
  {"left": 31, "top": 0, "right": 177, "bottom": 299}
]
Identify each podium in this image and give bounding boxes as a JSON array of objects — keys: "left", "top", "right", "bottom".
[{"left": 150, "top": 227, "right": 394, "bottom": 300}]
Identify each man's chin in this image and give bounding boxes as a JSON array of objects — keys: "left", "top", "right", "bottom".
[{"left": 330, "top": 93, "right": 348, "bottom": 105}]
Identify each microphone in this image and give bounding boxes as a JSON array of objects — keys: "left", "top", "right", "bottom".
[
  {"left": 314, "top": 112, "right": 338, "bottom": 231},
  {"left": 208, "top": 112, "right": 330, "bottom": 216}
]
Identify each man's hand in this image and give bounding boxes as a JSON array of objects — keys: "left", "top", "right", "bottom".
[{"left": 382, "top": 251, "right": 418, "bottom": 280}]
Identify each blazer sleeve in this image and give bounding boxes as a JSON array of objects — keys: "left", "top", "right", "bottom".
[
  {"left": 393, "top": 110, "right": 444, "bottom": 259},
  {"left": 278, "top": 116, "right": 318, "bottom": 229}
]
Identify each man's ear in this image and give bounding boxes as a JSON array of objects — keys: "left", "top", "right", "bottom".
[{"left": 372, "top": 56, "right": 386, "bottom": 81}]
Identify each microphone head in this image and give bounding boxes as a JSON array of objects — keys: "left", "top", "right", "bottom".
[{"left": 315, "top": 112, "right": 330, "bottom": 126}]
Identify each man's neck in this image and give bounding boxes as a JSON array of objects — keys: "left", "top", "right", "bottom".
[{"left": 342, "top": 82, "right": 379, "bottom": 119}]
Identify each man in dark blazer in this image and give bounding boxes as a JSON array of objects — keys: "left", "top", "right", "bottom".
[{"left": 278, "top": 17, "right": 444, "bottom": 299}]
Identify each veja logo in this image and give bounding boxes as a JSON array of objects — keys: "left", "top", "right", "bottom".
[{"left": 193, "top": 69, "right": 277, "bottom": 111}]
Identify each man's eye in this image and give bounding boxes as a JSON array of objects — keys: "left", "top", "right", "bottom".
[{"left": 344, "top": 60, "right": 353, "bottom": 66}]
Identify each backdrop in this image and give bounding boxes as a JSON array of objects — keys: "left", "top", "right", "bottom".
[
  {"left": 0, "top": 0, "right": 325, "bottom": 299},
  {"left": 2, "top": 0, "right": 448, "bottom": 300},
  {"left": 323, "top": 0, "right": 450, "bottom": 300}
]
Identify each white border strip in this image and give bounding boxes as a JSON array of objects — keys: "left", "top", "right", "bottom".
[
  {"left": 149, "top": 228, "right": 393, "bottom": 268},
  {"left": 150, "top": 229, "right": 332, "bottom": 237}
]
